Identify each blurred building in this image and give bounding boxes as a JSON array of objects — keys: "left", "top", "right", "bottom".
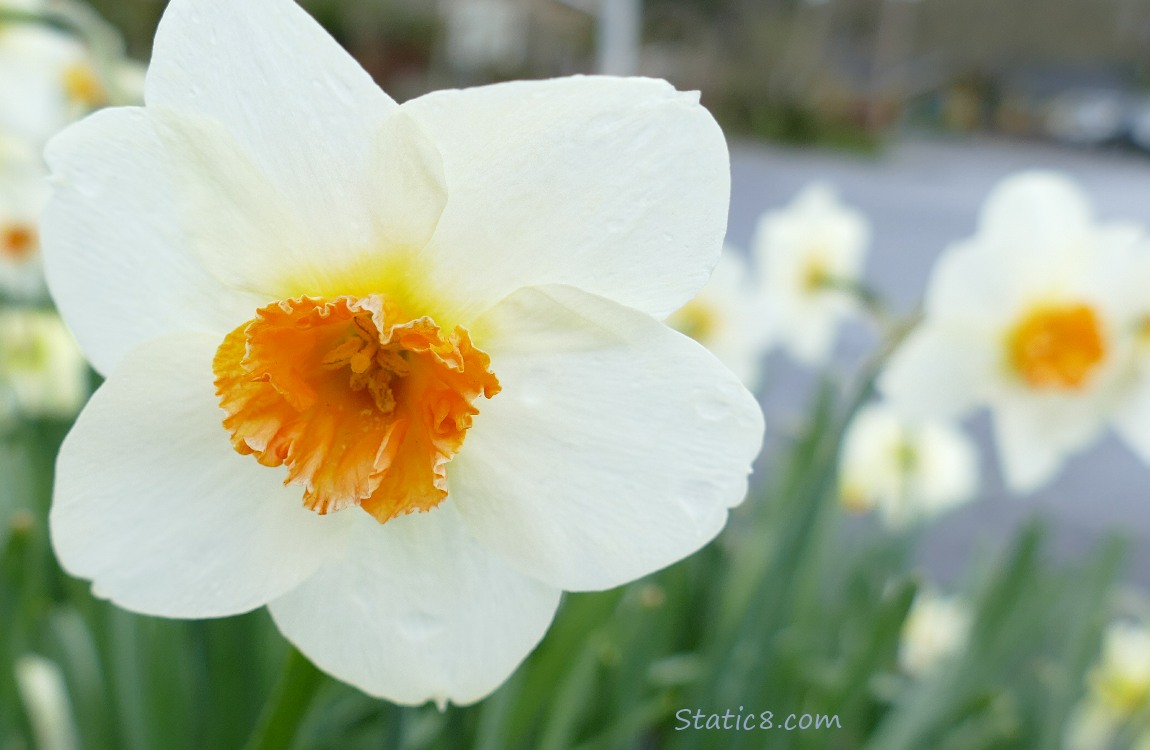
[{"left": 79, "top": 0, "right": 1150, "bottom": 147}]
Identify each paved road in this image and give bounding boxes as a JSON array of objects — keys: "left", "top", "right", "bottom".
[{"left": 727, "top": 136, "right": 1150, "bottom": 585}]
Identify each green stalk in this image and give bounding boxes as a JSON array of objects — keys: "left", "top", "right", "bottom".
[{"left": 241, "top": 648, "right": 325, "bottom": 750}]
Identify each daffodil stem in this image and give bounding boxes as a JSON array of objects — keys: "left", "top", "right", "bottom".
[{"left": 242, "top": 647, "right": 324, "bottom": 750}]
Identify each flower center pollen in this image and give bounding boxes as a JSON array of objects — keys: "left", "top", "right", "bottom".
[
  {"left": 61, "top": 62, "right": 105, "bottom": 107},
  {"left": 2, "top": 224, "right": 36, "bottom": 261},
  {"left": 213, "top": 295, "right": 499, "bottom": 523},
  {"left": 1006, "top": 303, "right": 1105, "bottom": 390},
  {"left": 667, "top": 298, "right": 719, "bottom": 344}
]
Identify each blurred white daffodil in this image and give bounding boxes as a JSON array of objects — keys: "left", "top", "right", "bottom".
[
  {"left": 0, "top": 307, "right": 87, "bottom": 421},
  {"left": 898, "top": 590, "right": 970, "bottom": 678},
  {"left": 666, "top": 248, "right": 772, "bottom": 388},
  {"left": 881, "top": 171, "right": 1150, "bottom": 493},
  {"left": 838, "top": 401, "right": 978, "bottom": 528},
  {"left": 0, "top": 0, "right": 107, "bottom": 145},
  {"left": 1065, "top": 621, "right": 1150, "bottom": 750},
  {"left": 752, "top": 183, "right": 870, "bottom": 366},
  {"left": 0, "top": 133, "right": 48, "bottom": 299},
  {"left": 43, "top": 0, "right": 763, "bottom": 707}
]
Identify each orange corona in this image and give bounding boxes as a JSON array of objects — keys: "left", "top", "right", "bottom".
[
  {"left": 2, "top": 224, "right": 36, "bottom": 261},
  {"left": 1006, "top": 303, "right": 1105, "bottom": 390},
  {"left": 214, "top": 295, "right": 499, "bottom": 523},
  {"left": 61, "top": 63, "right": 105, "bottom": 107}
]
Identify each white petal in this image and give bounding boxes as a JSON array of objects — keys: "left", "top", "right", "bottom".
[
  {"left": 979, "top": 171, "right": 1093, "bottom": 255},
  {"left": 781, "top": 306, "right": 840, "bottom": 366},
  {"left": 1112, "top": 378, "right": 1150, "bottom": 465},
  {"left": 146, "top": 0, "right": 403, "bottom": 256},
  {"left": 925, "top": 239, "right": 1019, "bottom": 323},
  {"left": 912, "top": 421, "right": 980, "bottom": 515},
  {"left": 269, "top": 505, "right": 560, "bottom": 707},
  {"left": 51, "top": 334, "right": 355, "bottom": 618},
  {"left": 403, "top": 76, "right": 729, "bottom": 319},
  {"left": 666, "top": 250, "right": 771, "bottom": 388},
  {"left": 0, "top": 25, "right": 87, "bottom": 144},
  {"left": 880, "top": 324, "right": 995, "bottom": 420},
  {"left": 1064, "top": 702, "right": 1120, "bottom": 750},
  {"left": 992, "top": 397, "right": 1103, "bottom": 493},
  {"left": 42, "top": 107, "right": 258, "bottom": 374},
  {"left": 450, "top": 285, "right": 764, "bottom": 591},
  {"left": 143, "top": 109, "right": 445, "bottom": 300}
]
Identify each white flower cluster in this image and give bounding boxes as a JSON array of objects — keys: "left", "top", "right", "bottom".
[
  {"left": 882, "top": 172, "right": 1150, "bottom": 495},
  {"left": 22, "top": 0, "right": 1150, "bottom": 714},
  {"left": 702, "top": 166, "right": 1150, "bottom": 531},
  {"left": 0, "top": 0, "right": 139, "bottom": 422},
  {"left": 666, "top": 183, "right": 870, "bottom": 390}
]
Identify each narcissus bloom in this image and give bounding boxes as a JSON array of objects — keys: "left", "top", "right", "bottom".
[
  {"left": 0, "top": 0, "right": 107, "bottom": 145},
  {"left": 838, "top": 401, "right": 978, "bottom": 528},
  {"left": 0, "top": 134, "right": 48, "bottom": 299},
  {"left": 898, "top": 591, "right": 969, "bottom": 678},
  {"left": 881, "top": 172, "right": 1150, "bottom": 492},
  {"left": 43, "top": 0, "right": 763, "bottom": 705},
  {"left": 752, "top": 184, "right": 870, "bottom": 366},
  {"left": 0, "top": 308, "right": 87, "bottom": 421},
  {"left": 1065, "top": 621, "right": 1150, "bottom": 750},
  {"left": 666, "top": 248, "right": 772, "bottom": 388}
]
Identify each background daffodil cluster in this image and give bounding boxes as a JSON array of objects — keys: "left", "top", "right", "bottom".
[{"left": 4, "top": 0, "right": 1150, "bottom": 749}]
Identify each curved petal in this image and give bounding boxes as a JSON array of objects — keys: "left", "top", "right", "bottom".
[
  {"left": 449, "top": 285, "right": 764, "bottom": 592},
  {"left": 41, "top": 107, "right": 259, "bottom": 375},
  {"left": 925, "top": 239, "right": 1019, "bottom": 323},
  {"left": 144, "top": 109, "right": 446, "bottom": 303},
  {"left": 403, "top": 76, "right": 730, "bottom": 319},
  {"left": 671, "top": 250, "right": 771, "bottom": 387},
  {"left": 979, "top": 171, "right": 1093, "bottom": 258},
  {"left": 146, "top": 0, "right": 404, "bottom": 256},
  {"left": 880, "top": 324, "right": 996, "bottom": 420},
  {"left": 51, "top": 333, "right": 356, "bottom": 618},
  {"left": 1112, "top": 376, "right": 1150, "bottom": 465},
  {"left": 780, "top": 305, "right": 839, "bottom": 366},
  {"left": 269, "top": 504, "right": 560, "bottom": 707},
  {"left": 992, "top": 396, "right": 1103, "bottom": 493}
]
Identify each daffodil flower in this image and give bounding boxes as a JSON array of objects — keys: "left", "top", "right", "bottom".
[
  {"left": 0, "top": 0, "right": 107, "bottom": 145},
  {"left": 898, "top": 590, "right": 969, "bottom": 678},
  {"left": 0, "top": 307, "right": 87, "bottom": 421},
  {"left": 752, "top": 183, "right": 870, "bottom": 366},
  {"left": 42, "top": 0, "right": 764, "bottom": 706},
  {"left": 666, "top": 248, "right": 772, "bottom": 389},
  {"left": 838, "top": 401, "right": 978, "bottom": 528},
  {"left": 881, "top": 171, "right": 1149, "bottom": 492},
  {"left": 0, "top": 133, "right": 47, "bottom": 300},
  {"left": 1065, "top": 621, "right": 1150, "bottom": 750}
]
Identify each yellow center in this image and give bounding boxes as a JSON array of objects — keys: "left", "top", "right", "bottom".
[
  {"left": 1006, "top": 303, "right": 1105, "bottom": 390},
  {"left": 1093, "top": 669, "right": 1150, "bottom": 716},
  {"left": 213, "top": 294, "right": 499, "bottom": 523},
  {"left": 667, "top": 298, "right": 719, "bottom": 344},
  {"left": 801, "top": 255, "right": 830, "bottom": 292},
  {"left": 61, "top": 62, "right": 105, "bottom": 107},
  {"left": 1, "top": 224, "right": 36, "bottom": 261}
]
